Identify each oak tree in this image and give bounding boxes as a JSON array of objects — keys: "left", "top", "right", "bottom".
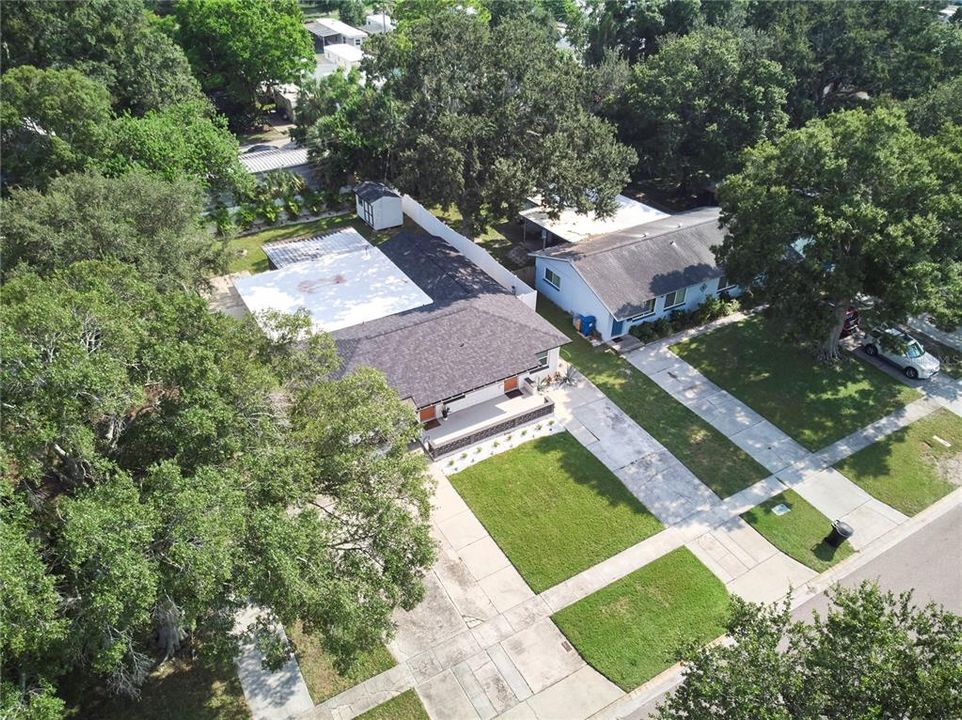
[
  {"left": 658, "top": 582, "right": 962, "bottom": 720},
  {"left": 0, "top": 263, "right": 434, "bottom": 712},
  {"left": 716, "top": 108, "right": 962, "bottom": 359}
]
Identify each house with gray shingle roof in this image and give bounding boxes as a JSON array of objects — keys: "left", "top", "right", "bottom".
[
  {"left": 531, "top": 207, "right": 741, "bottom": 341},
  {"left": 231, "top": 227, "right": 568, "bottom": 457}
]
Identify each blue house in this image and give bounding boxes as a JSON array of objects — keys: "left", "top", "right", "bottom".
[{"left": 531, "top": 207, "right": 740, "bottom": 341}]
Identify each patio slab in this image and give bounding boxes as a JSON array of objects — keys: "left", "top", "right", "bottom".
[
  {"left": 417, "top": 669, "right": 481, "bottom": 720},
  {"left": 726, "top": 552, "right": 817, "bottom": 605},
  {"left": 525, "top": 666, "right": 622, "bottom": 720},
  {"left": 479, "top": 566, "right": 536, "bottom": 614},
  {"left": 459, "top": 536, "right": 512, "bottom": 582},
  {"left": 389, "top": 572, "right": 469, "bottom": 661},
  {"left": 573, "top": 398, "right": 665, "bottom": 469},
  {"left": 500, "top": 620, "right": 585, "bottom": 695}
]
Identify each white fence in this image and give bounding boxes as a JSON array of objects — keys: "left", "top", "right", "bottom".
[{"left": 401, "top": 195, "right": 538, "bottom": 310}]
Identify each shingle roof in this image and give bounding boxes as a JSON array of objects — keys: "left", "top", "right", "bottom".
[
  {"left": 534, "top": 207, "right": 725, "bottom": 319},
  {"left": 333, "top": 233, "right": 569, "bottom": 408},
  {"left": 355, "top": 180, "right": 400, "bottom": 203}
]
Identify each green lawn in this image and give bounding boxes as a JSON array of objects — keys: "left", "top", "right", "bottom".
[
  {"left": 63, "top": 658, "right": 250, "bottom": 720},
  {"left": 834, "top": 408, "right": 962, "bottom": 516},
  {"left": 226, "top": 214, "right": 398, "bottom": 273},
  {"left": 355, "top": 690, "right": 429, "bottom": 720},
  {"left": 286, "top": 623, "right": 396, "bottom": 705},
  {"left": 672, "top": 316, "right": 920, "bottom": 451},
  {"left": 450, "top": 432, "right": 663, "bottom": 592},
  {"left": 742, "top": 490, "right": 854, "bottom": 572},
  {"left": 539, "top": 300, "right": 768, "bottom": 498},
  {"left": 552, "top": 547, "right": 729, "bottom": 691}
]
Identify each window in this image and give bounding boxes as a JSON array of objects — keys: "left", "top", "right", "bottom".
[
  {"left": 717, "top": 276, "right": 735, "bottom": 292},
  {"left": 543, "top": 267, "right": 562, "bottom": 290},
  {"left": 664, "top": 287, "right": 687, "bottom": 308},
  {"left": 536, "top": 350, "right": 549, "bottom": 369},
  {"left": 628, "top": 298, "right": 656, "bottom": 322},
  {"left": 361, "top": 199, "right": 374, "bottom": 226}
]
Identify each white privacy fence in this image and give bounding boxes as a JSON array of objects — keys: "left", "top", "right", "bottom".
[{"left": 401, "top": 195, "right": 538, "bottom": 310}]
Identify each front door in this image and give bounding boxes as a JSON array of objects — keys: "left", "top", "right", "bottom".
[
  {"left": 418, "top": 405, "right": 437, "bottom": 423},
  {"left": 503, "top": 376, "right": 519, "bottom": 393},
  {"left": 611, "top": 318, "right": 625, "bottom": 337}
]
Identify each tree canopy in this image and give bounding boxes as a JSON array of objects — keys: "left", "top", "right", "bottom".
[
  {"left": 175, "top": 0, "right": 315, "bottom": 127},
  {"left": 716, "top": 107, "right": 962, "bottom": 358},
  {"left": 1, "top": 67, "right": 247, "bottom": 196},
  {"left": 0, "top": 262, "right": 435, "bottom": 714},
  {"left": 0, "top": 171, "right": 224, "bottom": 291},
  {"left": 621, "top": 26, "right": 790, "bottom": 192},
  {"left": 0, "top": 66, "right": 114, "bottom": 190},
  {"left": 658, "top": 582, "right": 962, "bottom": 720},
  {"left": 0, "top": 0, "right": 203, "bottom": 115},
  {"left": 310, "top": 12, "right": 635, "bottom": 234}
]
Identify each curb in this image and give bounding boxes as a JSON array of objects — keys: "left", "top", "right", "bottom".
[{"left": 594, "top": 486, "right": 962, "bottom": 719}]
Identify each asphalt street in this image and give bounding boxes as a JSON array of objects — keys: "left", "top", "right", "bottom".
[{"left": 629, "top": 505, "right": 962, "bottom": 719}]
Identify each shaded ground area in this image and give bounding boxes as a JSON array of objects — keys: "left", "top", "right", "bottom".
[
  {"left": 742, "top": 489, "right": 853, "bottom": 573},
  {"left": 552, "top": 547, "right": 729, "bottom": 691},
  {"left": 429, "top": 205, "right": 530, "bottom": 269},
  {"left": 450, "top": 432, "right": 663, "bottom": 593},
  {"left": 916, "top": 333, "right": 962, "bottom": 379},
  {"left": 539, "top": 299, "right": 768, "bottom": 497},
  {"left": 672, "top": 316, "right": 920, "bottom": 451},
  {"left": 62, "top": 657, "right": 250, "bottom": 720},
  {"left": 226, "top": 214, "right": 403, "bottom": 273},
  {"left": 354, "top": 689, "right": 429, "bottom": 720},
  {"left": 834, "top": 408, "right": 962, "bottom": 516},
  {"left": 286, "top": 623, "right": 396, "bottom": 705}
]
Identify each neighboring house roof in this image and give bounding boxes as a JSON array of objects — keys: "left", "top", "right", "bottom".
[
  {"left": 324, "top": 43, "right": 364, "bottom": 64},
  {"left": 233, "top": 228, "right": 432, "bottom": 334},
  {"left": 520, "top": 194, "right": 668, "bottom": 244},
  {"left": 533, "top": 208, "right": 726, "bottom": 319},
  {"left": 333, "top": 233, "right": 570, "bottom": 408},
  {"left": 306, "top": 18, "right": 368, "bottom": 39},
  {"left": 363, "top": 13, "right": 395, "bottom": 32},
  {"left": 355, "top": 180, "right": 400, "bottom": 203},
  {"left": 239, "top": 147, "right": 309, "bottom": 174}
]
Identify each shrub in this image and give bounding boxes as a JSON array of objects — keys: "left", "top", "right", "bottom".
[
  {"left": 652, "top": 317, "right": 672, "bottom": 337},
  {"left": 237, "top": 205, "right": 257, "bottom": 230},
  {"left": 284, "top": 197, "right": 300, "bottom": 219}
]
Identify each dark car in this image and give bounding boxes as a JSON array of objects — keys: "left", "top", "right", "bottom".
[{"left": 244, "top": 144, "right": 276, "bottom": 154}]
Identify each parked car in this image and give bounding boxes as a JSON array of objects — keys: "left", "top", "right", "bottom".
[
  {"left": 862, "top": 327, "right": 941, "bottom": 379},
  {"left": 825, "top": 302, "right": 860, "bottom": 338}
]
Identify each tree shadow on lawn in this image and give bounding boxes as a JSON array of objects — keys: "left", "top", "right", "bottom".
[{"left": 674, "top": 317, "right": 918, "bottom": 450}]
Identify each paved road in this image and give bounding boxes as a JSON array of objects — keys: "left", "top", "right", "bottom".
[{"left": 628, "top": 506, "right": 962, "bottom": 719}]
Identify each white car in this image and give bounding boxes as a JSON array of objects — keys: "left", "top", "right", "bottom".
[{"left": 862, "top": 328, "right": 941, "bottom": 379}]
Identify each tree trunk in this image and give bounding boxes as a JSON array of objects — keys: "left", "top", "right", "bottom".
[{"left": 816, "top": 302, "right": 850, "bottom": 362}]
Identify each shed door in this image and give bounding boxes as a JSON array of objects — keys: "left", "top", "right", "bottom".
[
  {"left": 503, "top": 376, "right": 519, "bottom": 393},
  {"left": 418, "top": 405, "right": 437, "bottom": 423}
]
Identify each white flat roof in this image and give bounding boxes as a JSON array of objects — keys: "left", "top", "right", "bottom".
[
  {"left": 324, "top": 43, "right": 364, "bottom": 63},
  {"left": 520, "top": 194, "right": 669, "bottom": 244},
  {"left": 233, "top": 229, "right": 432, "bottom": 334},
  {"left": 315, "top": 18, "right": 368, "bottom": 38}
]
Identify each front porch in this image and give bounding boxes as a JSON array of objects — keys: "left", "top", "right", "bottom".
[{"left": 422, "top": 391, "right": 555, "bottom": 459}]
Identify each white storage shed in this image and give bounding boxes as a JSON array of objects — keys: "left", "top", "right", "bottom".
[{"left": 355, "top": 181, "right": 403, "bottom": 231}]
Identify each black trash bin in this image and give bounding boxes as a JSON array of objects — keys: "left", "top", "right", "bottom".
[{"left": 826, "top": 520, "right": 854, "bottom": 548}]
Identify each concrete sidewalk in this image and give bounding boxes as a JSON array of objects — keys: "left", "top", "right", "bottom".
[{"left": 235, "top": 607, "right": 314, "bottom": 720}]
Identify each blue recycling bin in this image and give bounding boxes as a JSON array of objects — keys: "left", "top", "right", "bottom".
[{"left": 579, "top": 315, "right": 596, "bottom": 337}]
